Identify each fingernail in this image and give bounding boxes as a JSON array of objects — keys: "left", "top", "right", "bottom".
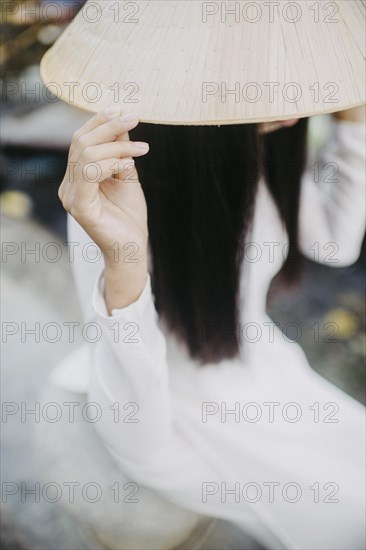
[
  {"left": 105, "top": 105, "right": 120, "bottom": 116},
  {"left": 121, "top": 113, "right": 139, "bottom": 123},
  {"left": 134, "top": 142, "right": 149, "bottom": 152}
]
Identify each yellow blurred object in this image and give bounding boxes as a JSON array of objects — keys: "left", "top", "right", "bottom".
[
  {"left": 0, "top": 191, "right": 33, "bottom": 219},
  {"left": 323, "top": 308, "right": 359, "bottom": 340}
]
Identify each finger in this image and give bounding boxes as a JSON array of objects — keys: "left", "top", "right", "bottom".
[
  {"left": 116, "top": 126, "right": 132, "bottom": 143},
  {"left": 75, "top": 105, "right": 140, "bottom": 137},
  {"left": 76, "top": 115, "right": 140, "bottom": 149},
  {"left": 72, "top": 107, "right": 122, "bottom": 138},
  {"left": 116, "top": 132, "right": 130, "bottom": 144},
  {"left": 80, "top": 140, "right": 149, "bottom": 164},
  {"left": 80, "top": 158, "right": 139, "bottom": 184}
]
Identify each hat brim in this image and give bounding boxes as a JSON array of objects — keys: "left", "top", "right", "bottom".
[{"left": 40, "top": 0, "right": 366, "bottom": 125}]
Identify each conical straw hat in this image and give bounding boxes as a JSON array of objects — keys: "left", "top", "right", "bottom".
[{"left": 40, "top": 0, "right": 365, "bottom": 125}]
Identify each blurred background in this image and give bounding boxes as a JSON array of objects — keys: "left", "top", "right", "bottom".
[{"left": 1, "top": 1, "right": 365, "bottom": 549}]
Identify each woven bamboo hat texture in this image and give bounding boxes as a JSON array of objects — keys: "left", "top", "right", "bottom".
[{"left": 40, "top": 0, "right": 366, "bottom": 125}]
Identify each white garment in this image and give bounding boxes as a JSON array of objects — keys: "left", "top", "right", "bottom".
[{"left": 53, "top": 119, "right": 366, "bottom": 550}]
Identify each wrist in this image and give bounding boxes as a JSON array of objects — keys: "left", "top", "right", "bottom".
[
  {"left": 104, "top": 261, "right": 148, "bottom": 313},
  {"left": 104, "top": 252, "right": 148, "bottom": 274},
  {"left": 102, "top": 240, "right": 148, "bottom": 271}
]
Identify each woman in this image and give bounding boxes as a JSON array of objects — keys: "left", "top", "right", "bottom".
[
  {"left": 41, "top": 1, "right": 365, "bottom": 547},
  {"left": 54, "top": 105, "right": 365, "bottom": 550}
]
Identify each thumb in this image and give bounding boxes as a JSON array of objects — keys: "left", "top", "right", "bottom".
[{"left": 116, "top": 157, "right": 139, "bottom": 184}]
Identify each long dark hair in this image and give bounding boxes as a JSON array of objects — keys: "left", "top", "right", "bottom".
[{"left": 131, "top": 119, "right": 309, "bottom": 364}]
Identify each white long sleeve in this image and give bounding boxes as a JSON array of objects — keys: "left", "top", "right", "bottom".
[
  {"left": 299, "top": 119, "right": 366, "bottom": 266},
  {"left": 88, "top": 270, "right": 172, "bottom": 463},
  {"left": 66, "top": 214, "right": 172, "bottom": 463}
]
